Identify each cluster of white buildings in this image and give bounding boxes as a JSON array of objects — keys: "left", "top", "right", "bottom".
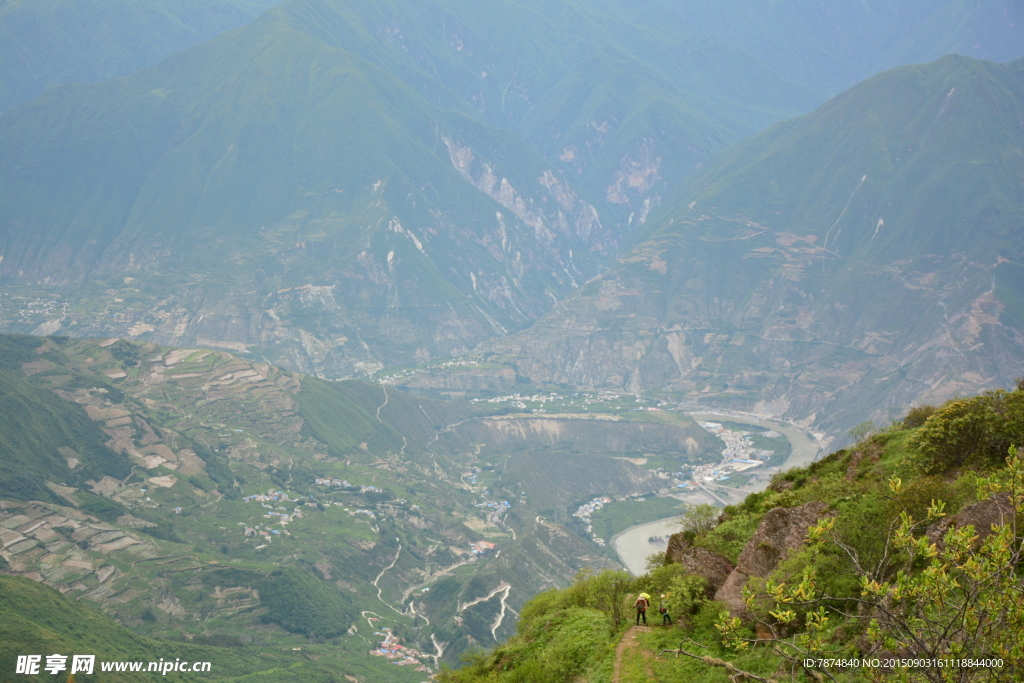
[
  {"left": 242, "top": 490, "right": 290, "bottom": 503},
  {"left": 473, "top": 391, "right": 566, "bottom": 407},
  {"left": 240, "top": 523, "right": 289, "bottom": 540},
  {"left": 260, "top": 509, "right": 302, "bottom": 524},
  {"left": 461, "top": 468, "right": 481, "bottom": 487},
  {"left": 375, "top": 358, "right": 480, "bottom": 385},
  {"left": 469, "top": 540, "right": 497, "bottom": 555},
  {"left": 694, "top": 421, "right": 776, "bottom": 484},
  {"left": 573, "top": 496, "right": 614, "bottom": 545},
  {"left": 313, "top": 478, "right": 384, "bottom": 494}
]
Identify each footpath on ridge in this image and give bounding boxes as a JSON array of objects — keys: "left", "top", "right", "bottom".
[{"left": 612, "top": 625, "right": 656, "bottom": 683}]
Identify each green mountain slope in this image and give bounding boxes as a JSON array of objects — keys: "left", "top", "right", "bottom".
[
  {"left": 0, "top": 575, "right": 370, "bottom": 681},
  {"left": 0, "top": 0, "right": 624, "bottom": 378},
  {"left": 441, "top": 386, "right": 1024, "bottom": 683},
  {"left": 0, "top": 334, "right": 712, "bottom": 669},
  {"left": 272, "top": 0, "right": 821, "bottom": 223},
  {"left": 0, "top": 0, "right": 282, "bottom": 113},
  {"left": 3, "top": 1, "right": 1022, "bottom": 380},
  {"left": 457, "top": 55, "right": 1024, "bottom": 440},
  {"left": 0, "top": 336, "right": 131, "bottom": 502},
  {"left": 268, "top": 0, "right": 1024, "bottom": 226}
]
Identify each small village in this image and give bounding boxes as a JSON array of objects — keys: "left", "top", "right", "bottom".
[
  {"left": 471, "top": 390, "right": 662, "bottom": 414},
  {"left": 314, "top": 477, "right": 385, "bottom": 494},
  {"left": 241, "top": 490, "right": 293, "bottom": 503},
  {"left": 691, "top": 421, "right": 778, "bottom": 486},
  {"left": 370, "top": 627, "right": 434, "bottom": 675},
  {"left": 572, "top": 496, "right": 615, "bottom": 545}
]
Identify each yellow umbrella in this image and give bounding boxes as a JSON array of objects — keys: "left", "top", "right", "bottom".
[{"left": 638, "top": 592, "right": 651, "bottom": 600}]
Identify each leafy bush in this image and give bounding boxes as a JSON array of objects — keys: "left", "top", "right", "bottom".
[
  {"left": 677, "top": 503, "right": 718, "bottom": 535},
  {"left": 695, "top": 510, "right": 761, "bottom": 563},
  {"left": 444, "top": 607, "right": 609, "bottom": 683},
  {"left": 634, "top": 564, "right": 708, "bottom": 620},
  {"left": 902, "top": 404, "right": 937, "bottom": 429},
  {"left": 906, "top": 388, "right": 1024, "bottom": 474}
]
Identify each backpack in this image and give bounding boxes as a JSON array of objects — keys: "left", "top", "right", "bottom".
[
  {"left": 659, "top": 605, "right": 667, "bottom": 614},
  {"left": 635, "top": 598, "right": 648, "bottom": 610}
]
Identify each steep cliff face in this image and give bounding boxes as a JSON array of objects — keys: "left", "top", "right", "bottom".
[
  {"left": 715, "top": 501, "right": 830, "bottom": 617},
  {"left": 473, "top": 56, "right": 1024, "bottom": 436},
  {"left": 665, "top": 534, "right": 735, "bottom": 599}
]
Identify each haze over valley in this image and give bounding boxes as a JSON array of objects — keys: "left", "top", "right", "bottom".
[{"left": 1, "top": 1, "right": 1023, "bottom": 680}]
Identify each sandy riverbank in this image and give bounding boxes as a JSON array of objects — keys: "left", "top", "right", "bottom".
[
  {"left": 613, "top": 413, "right": 822, "bottom": 574},
  {"left": 688, "top": 412, "right": 822, "bottom": 472},
  {"left": 611, "top": 517, "right": 683, "bottom": 576}
]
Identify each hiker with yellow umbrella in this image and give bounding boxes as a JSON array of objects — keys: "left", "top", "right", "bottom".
[{"left": 634, "top": 592, "right": 651, "bottom": 626}]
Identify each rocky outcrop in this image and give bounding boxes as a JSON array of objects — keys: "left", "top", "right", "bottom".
[
  {"left": 715, "top": 501, "right": 830, "bottom": 618},
  {"left": 679, "top": 548, "right": 735, "bottom": 598},
  {"left": 926, "top": 493, "right": 1014, "bottom": 548},
  {"left": 665, "top": 532, "right": 691, "bottom": 563},
  {"left": 666, "top": 532, "right": 736, "bottom": 598}
]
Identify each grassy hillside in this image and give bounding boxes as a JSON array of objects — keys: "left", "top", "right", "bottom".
[
  {"left": 0, "top": 336, "right": 131, "bottom": 502},
  {"left": 442, "top": 385, "right": 1024, "bottom": 682}
]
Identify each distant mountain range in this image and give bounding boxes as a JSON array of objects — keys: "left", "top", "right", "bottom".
[
  {"left": 0, "top": 0, "right": 284, "bottom": 113},
  {"left": 461, "top": 55, "right": 1024, "bottom": 438},
  {"left": 3, "top": 2, "right": 1024, "bottom": 676},
  {"left": 0, "top": 0, "right": 1022, "bottom": 437}
]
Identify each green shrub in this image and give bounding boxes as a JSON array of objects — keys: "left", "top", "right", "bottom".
[
  {"left": 906, "top": 389, "right": 1024, "bottom": 474},
  {"left": 902, "top": 404, "right": 937, "bottom": 429}
]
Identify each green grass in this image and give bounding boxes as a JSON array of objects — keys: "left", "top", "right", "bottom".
[
  {"left": 0, "top": 575, "right": 329, "bottom": 682},
  {"left": 718, "top": 472, "right": 751, "bottom": 487},
  {"left": 258, "top": 567, "right": 357, "bottom": 637}
]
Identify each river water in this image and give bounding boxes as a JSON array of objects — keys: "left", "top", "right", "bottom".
[
  {"left": 610, "top": 517, "right": 684, "bottom": 576},
  {"left": 611, "top": 412, "right": 823, "bottom": 575}
]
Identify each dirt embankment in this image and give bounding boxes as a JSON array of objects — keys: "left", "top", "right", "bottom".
[{"left": 461, "top": 416, "right": 717, "bottom": 457}]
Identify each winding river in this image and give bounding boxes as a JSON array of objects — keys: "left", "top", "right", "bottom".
[{"left": 611, "top": 412, "right": 823, "bottom": 575}]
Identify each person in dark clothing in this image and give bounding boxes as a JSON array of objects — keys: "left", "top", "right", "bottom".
[
  {"left": 634, "top": 595, "right": 648, "bottom": 625},
  {"left": 659, "top": 594, "right": 672, "bottom": 625}
]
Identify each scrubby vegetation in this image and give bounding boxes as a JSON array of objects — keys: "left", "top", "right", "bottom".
[
  {"left": 257, "top": 567, "right": 357, "bottom": 638},
  {"left": 442, "top": 387, "right": 1024, "bottom": 682}
]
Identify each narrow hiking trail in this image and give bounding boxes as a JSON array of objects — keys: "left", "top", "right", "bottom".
[{"left": 613, "top": 625, "right": 657, "bottom": 683}]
